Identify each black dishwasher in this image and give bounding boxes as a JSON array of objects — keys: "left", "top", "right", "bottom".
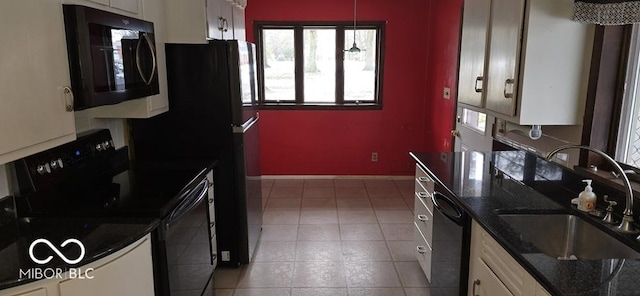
[{"left": 430, "top": 183, "right": 471, "bottom": 296}]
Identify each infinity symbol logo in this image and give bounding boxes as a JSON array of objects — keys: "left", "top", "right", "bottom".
[{"left": 29, "top": 239, "right": 86, "bottom": 265}]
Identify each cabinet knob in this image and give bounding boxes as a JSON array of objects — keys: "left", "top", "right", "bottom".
[
  {"left": 416, "top": 245, "right": 429, "bottom": 254},
  {"left": 417, "top": 192, "right": 430, "bottom": 199},
  {"left": 417, "top": 214, "right": 429, "bottom": 222},
  {"left": 417, "top": 176, "right": 429, "bottom": 182},
  {"left": 451, "top": 130, "right": 461, "bottom": 138}
]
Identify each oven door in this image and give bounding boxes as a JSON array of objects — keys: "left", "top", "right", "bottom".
[{"left": 156, "top": 178, "right": 214, "bottom": 296}]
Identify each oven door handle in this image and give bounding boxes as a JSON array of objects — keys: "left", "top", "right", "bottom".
[
  {"left": 165, "top": 179, "right": 209, "bottom": 228},
  {"left": 431, "top": 191, "right": 465, "bottom": 226}
]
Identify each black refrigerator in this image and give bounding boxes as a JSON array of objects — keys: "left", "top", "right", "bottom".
[{"left": 130, "top": 40, "right": 262, "bottom": 267}]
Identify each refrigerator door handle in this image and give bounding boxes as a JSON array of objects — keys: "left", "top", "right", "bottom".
[{"left": 232, "top": 113, "right": 259, "bottom": 134}]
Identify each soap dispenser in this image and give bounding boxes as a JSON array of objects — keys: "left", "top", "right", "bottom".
[{"left": 577, "top": 179, "right": 597, "bottom": 212}]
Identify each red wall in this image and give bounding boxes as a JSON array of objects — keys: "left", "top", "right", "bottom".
[
  {"left": 424, "top": 1, "right": 464, "bottom": 152},
  {"left": 245, "top": 0, "right": 462, "bottom": 175}
]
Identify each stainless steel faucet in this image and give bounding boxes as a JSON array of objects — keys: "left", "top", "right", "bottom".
[{"left": 546, "top": 144, "right": 639, "bottom": 234}]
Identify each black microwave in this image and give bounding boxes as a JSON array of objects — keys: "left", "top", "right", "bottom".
[{"left": 63, "top": 5, "right": 159, "bottom": 110}]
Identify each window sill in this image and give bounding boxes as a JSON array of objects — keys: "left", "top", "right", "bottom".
[
  {"left": 573, "top": 166, "right": 640, "bottom": 202},
  {"left": 258, "top": 103, "right": 382, "bottom": 110}
]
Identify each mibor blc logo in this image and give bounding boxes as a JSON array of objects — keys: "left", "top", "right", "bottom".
[
  {"left": 19, "top": 238, "right": 94, "bottom": 280},
  {"left": 29, "top": 238, "right": 85, "bottom": 264}
]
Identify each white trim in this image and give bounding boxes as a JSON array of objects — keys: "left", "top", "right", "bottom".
[{"left": 261, "top": 175, "right": 413, "bottom": 180}]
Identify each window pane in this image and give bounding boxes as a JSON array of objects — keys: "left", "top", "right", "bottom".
[
  {"left": 462, "top": 108, "right": 487, "bottom": 133},
  {"left": 304, "top": 29, "right": 336, "bottom": 103},
  {"left": 617, "top": 24, "right": 640, "bottom": 167},
  {"left": 262, "top": 29, "right": 295, "bottom": 102},
  {"left": 344, "top": 29, "right": 376, "bottom": 102}
]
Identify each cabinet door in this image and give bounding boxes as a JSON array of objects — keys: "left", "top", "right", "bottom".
[
  {"left": 457, "top": 0, "right": 491, "bottom": 107},
  {"left": 110, "top": 0, "right": 139, "bottom": 14},
  {"left": 468, "top": 258, "right": 514, "bottom": 296},
  {"left": 0, "top": 0, "right": 76, "bottom": 165},
  {"left": 86, "top": 0, "right": 110, "bottom": 5},
  {"left": 5, "top": 288, "right": 48, "bottom": 296},
  {"left": 232, "top": 4, "right": 246, "bottom": 41},
  {"left": 484, "top": 0, "right": 524, "bottom": 116},
  {"left": 59, "top": 238, "right": 154, "bottom": 296},
  {"left": 207, "top": 0, "right": 233, "bottom": 40}
]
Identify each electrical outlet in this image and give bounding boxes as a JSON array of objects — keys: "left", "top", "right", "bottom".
[
  {"left": 443, "top": 87, "right": 451, "bottom": 100},
  {"left": 371, "top": 152, "right": 378, "bottom": 162},
  {"left": 221, "top": 251, "right": 230, "bottom": 261}
]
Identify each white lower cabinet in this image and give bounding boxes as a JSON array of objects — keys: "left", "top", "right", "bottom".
[
  {"left": 58, "top": 235, "right": 154, "bottom": 296},
  {"left": 413, "top": 165, "right": 435, "bottom": 281},
  {"left": 469, "top": 220, "right": 551, "bottom": 296},
  {"left": 3, "top": 288, "right": 48, "bottom": 296},
  {"left": 469, "top": 258, "right": 514, "bottom": 296},
  {"left": 0, "top": 234, "right": 154, "bottom": 296}
]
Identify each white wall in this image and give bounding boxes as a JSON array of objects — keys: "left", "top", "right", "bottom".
[{"left": 74, "top": 111, "right": 127, "bottom": 149}]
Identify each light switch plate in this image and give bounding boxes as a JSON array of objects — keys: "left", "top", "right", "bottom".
[{"left": 443, "top": 87, "right": 451, "bottom": 100}]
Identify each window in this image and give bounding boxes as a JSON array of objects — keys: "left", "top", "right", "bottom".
[
  {"left": 616, "top": 25, "right": 640, "bottom": 168},
  {"left": 255, "top": 22, "right": 385, "bottom": 109},
  {"left": 461, "top": 108, "right": 487, "bottom": 133}
]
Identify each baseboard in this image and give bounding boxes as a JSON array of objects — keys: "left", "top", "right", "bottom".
[{"left": 261, "top": 175, "right": 413, "bottom": 180}]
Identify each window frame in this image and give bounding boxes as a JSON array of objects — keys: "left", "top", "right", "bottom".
[{"left": 254, "top": 21, "right": 386, "bottom": 110}]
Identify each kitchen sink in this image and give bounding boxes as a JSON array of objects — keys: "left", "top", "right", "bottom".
[{"left": 498, "top": 214, "right": 640, "bottom": 260}]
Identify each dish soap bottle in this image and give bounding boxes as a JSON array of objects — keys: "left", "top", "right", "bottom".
[{"left": 578, "top": 179, "right": 597, "bottom": 212}]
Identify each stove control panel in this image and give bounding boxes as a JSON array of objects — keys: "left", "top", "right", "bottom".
[{"left": 15, "top": 129, "right": 117, "bottom": 191}]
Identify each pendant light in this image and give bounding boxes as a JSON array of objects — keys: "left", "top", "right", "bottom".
[{"left": 345, "top": 0, "right": 362, "bottom": 53}]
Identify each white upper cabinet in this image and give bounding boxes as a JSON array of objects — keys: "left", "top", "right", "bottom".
[
  {"left": 232, "top": 1, "right": 247, "bottom": 41},
  {"left": 457, "top": 0, "right": 490, "bottom": 107},
  {"left": 484, "top": 0, "right": 525, "bottom": 117},
  {"left": 165, "top": 0, "right": 246, "bottom": 43},
  {"left": 67, "top": 0, "right": 141, "bottom": 15},
  {"left": 0, "top": 0, "right": 76, "bottom": 165},
  {"left": 109, "top": 0, "right": 139, "bottom": 14},
  {"left": 457, "top": 0, "right": 593, "bottom": 125},
  {"left": 207, "top": 0, "right": 234, "bottom": 40}
]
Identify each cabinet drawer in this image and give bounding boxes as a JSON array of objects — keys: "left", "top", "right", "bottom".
[
  {"left": 414, "top": 190, "right": 434, "bottom": 213},
  {"left": 415, "top": 165, "right": 434, "bottom": 194},
  {"left": 414, "top": 197, "right": 433, "bottom": 244},
  {"left": 414, "top": 223, "right": 433, "bottom": 282},
  {"left": 472, "top": 221, "right": 535, "bottom": 296}
]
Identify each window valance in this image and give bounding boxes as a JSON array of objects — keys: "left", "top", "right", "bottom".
[{"left": 574, "top": 0, "right": 640, "bottom": 25}]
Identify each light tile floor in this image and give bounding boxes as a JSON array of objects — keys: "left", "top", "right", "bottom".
[{"left": 204, "top": 178, "right": 448, "bottom": 296}]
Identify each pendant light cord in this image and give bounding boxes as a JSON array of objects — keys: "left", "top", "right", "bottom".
[{"left": 353, "top": 0, "right": 357, "bottom": 41}]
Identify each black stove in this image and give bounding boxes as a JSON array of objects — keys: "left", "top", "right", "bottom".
[
  {"left": 12, "top": 129, "right": 218, "bottom": 296},
  {"left": 13, "top": 129, "right": 210, "bottom": 219}
]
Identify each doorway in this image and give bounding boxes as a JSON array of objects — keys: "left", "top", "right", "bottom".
[{"left": 453, "top": 107, "right": 494, "bottom": 152}]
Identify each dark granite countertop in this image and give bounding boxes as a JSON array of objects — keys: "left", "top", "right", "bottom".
[
  {"left": 0, "top": 215, "right": 159, "bottom": 290},
  {"left": 410, "top": 150, "right": 640, "bottom": 296}
]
